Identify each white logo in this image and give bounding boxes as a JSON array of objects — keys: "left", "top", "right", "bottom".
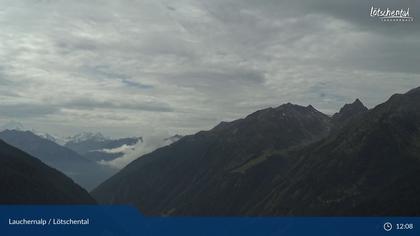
[{"left": 370, "top": 6, "right": 414, "bottom": 22}]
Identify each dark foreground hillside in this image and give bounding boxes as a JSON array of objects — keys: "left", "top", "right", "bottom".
[
  {"left": 0, "top": 140, "right": 95, "bottom": 204},
  {"left": 0, "top": 130, "right": 116, "bottom": 191},
  {"left": 92, "top": 87, "right": 420, "bottom": 216}
]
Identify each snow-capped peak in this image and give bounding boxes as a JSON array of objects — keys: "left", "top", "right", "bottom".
[
  {"left": 66, "top": 132, "right": 108, "bottom": 144},
  {"left": 34, "top": 131, "right": 68, "bottom": 145}
]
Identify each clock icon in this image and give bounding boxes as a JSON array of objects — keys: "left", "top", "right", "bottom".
[{"left": 384, "top": 222, "right": 393, "bottom": 232}]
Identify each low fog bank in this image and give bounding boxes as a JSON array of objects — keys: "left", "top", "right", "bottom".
[{"left": 99, "top": 133, "right": 181, "bottom": 169}]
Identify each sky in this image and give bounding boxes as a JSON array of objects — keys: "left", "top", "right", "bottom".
[{"left": 0, "top": 0, "right": 419, "bottom": 138}]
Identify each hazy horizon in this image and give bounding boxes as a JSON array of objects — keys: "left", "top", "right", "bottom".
[{"left": 0, "top": 92, "right": 415, "bottom": 139}]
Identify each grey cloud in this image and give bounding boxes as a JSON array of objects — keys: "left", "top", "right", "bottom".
[
  {"left": 121, "top": 79, "right": 154, "bottom": 90},
  {"left": 64, "top": 97, "right": 173, "bottom": 112},
  {"left": 0, "top": 0, "right": 419, "bottom": 138},
  {"left": 56, "top": 38, "right": 99, "bottom": 54},
  {"left": 80, "top": 65, "right": 130, "bottom": 80},
  {"left": 79, "top": 65, "right": 155, "bottom": 89},
  {"left": 194, "top": 0, "right": 420, "bottom": 74},
  {"left": 163, "top": 68, "right": 266, "bottom": 88},
  {"left": 0, "top": 103, "right": 59, "bottom": 118}
]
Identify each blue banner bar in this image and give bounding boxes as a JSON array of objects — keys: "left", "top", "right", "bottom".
[{"left": 0, "top": 206, "right": 418, "bottom": 236}]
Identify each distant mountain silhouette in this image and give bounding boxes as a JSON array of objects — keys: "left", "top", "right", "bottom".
[
  {"left": 331, "top": 98, "right": 368, "bottom": 127},
  {"left": 93, "top": 87, "right": 420, "bottom": 216},
  {"left": 65, "top": 132, "right": 142, "bottom": 162},
  {"left": 0, "top": 139, "right": 94, "bottom": 204},
  {"left": 0, "top": 130, "right": 116, "bottom": 191}
]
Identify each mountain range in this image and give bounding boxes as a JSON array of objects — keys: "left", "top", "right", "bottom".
[
  {"left": 1, "top": 86, "right": 419, "bottom": 215},
  {"left": 92, "top": 87, "right": 420, "bottom": 216},
  {"left": 0, "top": 130, "right": 116, "bottom": 191}
]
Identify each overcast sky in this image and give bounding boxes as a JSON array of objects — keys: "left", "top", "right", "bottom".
[{"left": 0, "top": 0, "right": 419, "bottom": 138}]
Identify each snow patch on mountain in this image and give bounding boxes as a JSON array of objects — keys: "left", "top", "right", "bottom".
[{"left": 66, "top": 132, "right": 107, "bottom": 144}]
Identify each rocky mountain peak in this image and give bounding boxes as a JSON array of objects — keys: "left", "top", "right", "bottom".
[{"left": 332, "top": 98, "right": 368, "bottom": 124}]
